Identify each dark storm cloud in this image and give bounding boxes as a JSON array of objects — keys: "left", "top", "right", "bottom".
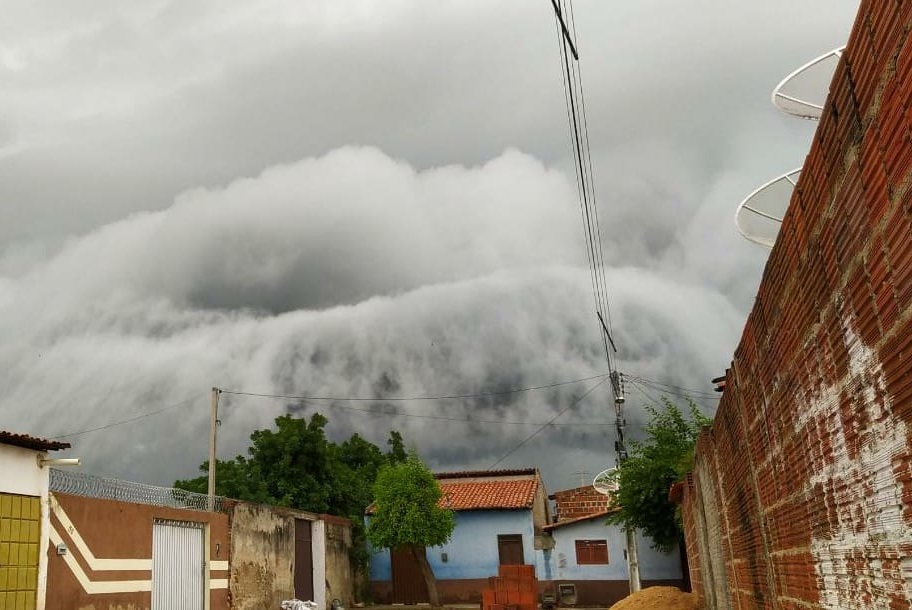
[{"left": 0, "top": 0, "right": 859, "bottom": 490}]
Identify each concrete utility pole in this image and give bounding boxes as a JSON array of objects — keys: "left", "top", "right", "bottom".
[
  {"left": 208, "top": 387, "right": 220, "bottom": 510},
  {"left": 611, "top": 371, "right": 641, "bottom": 592}
]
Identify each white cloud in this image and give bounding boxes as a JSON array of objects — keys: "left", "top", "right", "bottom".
[{"left": 1, "top": 147, "right": 741, "bottom": 487}]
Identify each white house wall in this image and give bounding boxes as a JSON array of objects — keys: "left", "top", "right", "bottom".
[{"left": 539, "top": 519, "right": 629, "bottom": 582}]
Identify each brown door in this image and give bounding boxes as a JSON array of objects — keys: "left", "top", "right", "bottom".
[
  {"left": 295, "top": 519, "right": 314, "bottom": 601},
  {"left": 391, "top": 546, "right": 430, "bottom": 604},
  {"left": 497, "top": 534, "right": 524, "bottom": 565}
]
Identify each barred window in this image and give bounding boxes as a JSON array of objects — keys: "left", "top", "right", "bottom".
[{"left": 574, "top": 539, "right": 608, "bottom": 565}]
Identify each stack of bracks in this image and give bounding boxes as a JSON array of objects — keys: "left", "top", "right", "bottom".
[{"left": 480, "top": 565, "right": 537, "bottom": 610}]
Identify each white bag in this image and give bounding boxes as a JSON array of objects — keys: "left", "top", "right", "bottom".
[{"left": 281, "top": 600, "right": 318, "bottom": 610}]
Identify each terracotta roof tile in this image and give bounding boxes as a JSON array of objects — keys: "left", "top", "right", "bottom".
[
  {"left": 434, "top": 468, "right": 537, "bottom": 480},
  {"left": 439, "top": 478, "right": 538, "bottom": 511},
  {"left": 365, "top": 470, "right": 540, "bottom": 515},
  {"left": 0, "top": 430, "right": 71, "bottom": 452}
]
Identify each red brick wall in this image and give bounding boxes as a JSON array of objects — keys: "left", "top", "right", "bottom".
[
  {"left": 681, "top": 1, "right": 912, "bottom": 608},
  {"left": 551, "top": 485, "right": 611, "bottom": 522}
]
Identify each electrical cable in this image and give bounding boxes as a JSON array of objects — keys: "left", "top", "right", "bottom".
[
  {"left": 626, "top": 375, "right": 721, "bottom": 399},
  {"left": 219, "top": 372, "right": 608, "bottom": 402},
  {"left": 566, "top": 0, "right": 614, "bottom": 337},
  {"left": 488, "top": 374, "right": 610, "bottom": 468},
  {"left": 553, "top": 5, "right": 610, "bottom": 364},
  {"left": 281, "top": 395, "right": 625, "bottom": 427},
  {"left": 52, "top": 393, "right": 205, "bottom": 439},
  {"left": 553, "top": 0, "right": 615, "bottom": 373}
]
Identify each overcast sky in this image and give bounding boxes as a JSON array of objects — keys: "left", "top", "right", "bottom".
[{"left": 0, "top": 0, "right": 859, "bottom": 492}]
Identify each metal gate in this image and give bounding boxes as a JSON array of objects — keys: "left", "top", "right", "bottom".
[
  {"left": 0, "top": 493, "right": 40, "bottom": 610},
  {"left": 152, "top": 519, "right": 205, "bottom": 610}
]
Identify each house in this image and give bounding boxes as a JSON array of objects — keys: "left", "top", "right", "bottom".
[
  {"left": 0, "top": 430, "right": 71, "bottom": 610},
  {"left": 44, "top": 468, "right": 354, "bottom": 610},
  {"left": 368, "top": 468, "right": 552, "bottom": 604},
  {"left": 0, "top": 430, "right": 353, "bottom": 610},
  {"left": 541, "top": 484, "right": 686, "bottom": 607}
]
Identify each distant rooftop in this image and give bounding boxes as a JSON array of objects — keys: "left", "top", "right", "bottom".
[
  {"left": 435, "top": 468, "right": 537, "bottom": 480},
  {"left": 0, "top": 430, "right": 70, "bottom": 452},
  {"left": 367, "top": 468, "right": 540, "bottom": 514}
]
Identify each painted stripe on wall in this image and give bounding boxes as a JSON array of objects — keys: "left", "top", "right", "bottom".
[
  {"left": 50, "top": 526, "right": 152, "bottom": 594},
  {"left": 50, "top": 494, "right": 152, "bottom": 571},
  {"left": 50, "top": 526, "right": 231, "bottom": 593}
]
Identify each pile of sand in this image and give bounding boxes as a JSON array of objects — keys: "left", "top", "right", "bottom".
[{"left": 607, "top": 586, "right": 701, "bottom": 610}]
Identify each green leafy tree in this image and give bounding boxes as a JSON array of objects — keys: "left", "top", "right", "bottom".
[
  {"left": 605, "top": 397, "right": 710, "bottom": 552},
  {"left": 386, "top": 430, "right": 408, "bottom": 465},
  {"left": 367, "top": 451, "right": 455, "bottom": 607},
  {"left": 175, "top": 413, "right": 408, "bottom": 594}
]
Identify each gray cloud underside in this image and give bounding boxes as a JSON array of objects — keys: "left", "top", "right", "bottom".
[{"left": 0, "top": 0, "right": 859, "bottom": 490}]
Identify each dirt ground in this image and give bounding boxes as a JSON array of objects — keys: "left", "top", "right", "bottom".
[{"left": 606, "top": 586, "right": 701, "bottom": 610}]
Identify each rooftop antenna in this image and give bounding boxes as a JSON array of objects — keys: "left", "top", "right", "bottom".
[
  {"left": 592, "top": 467, "right": 619, "bottom": 496},
  {"left": 735, "top": 167, "right": 801, "bottom": 249},
  {"left": 736, "top": 46, "right": 843, "bottom": 248},
  {"left": 772, "top": 46, "right": 845, "bottom": 120}
]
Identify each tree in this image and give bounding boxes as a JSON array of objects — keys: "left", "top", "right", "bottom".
[
  {"left": 367, "top": 451, "right": 455, "bottom": 607},
  {"left": 174, "top": 413, "right": 408, "bottom": 592},
  {"left": 605, "top": 397, "right": 710, "bottom": 552}
]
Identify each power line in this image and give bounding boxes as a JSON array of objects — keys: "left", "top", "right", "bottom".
[
  {"left": 488, "top": 375, "right": 610, "bottom": 469},
  {"left": 219, "top": 373, "right": 608, "bottom": 402},
  {"left": 552, "top": 0, "right": 615, "bottom": 373},
  {"left": 282, "top": 396, "right": 623, "bottom": 427},
  {"left": 626, "top": 375, "right": 721, "bottom": 400},
  {"left": 52, "top": 393, "right": 205, "bottom": 439}
]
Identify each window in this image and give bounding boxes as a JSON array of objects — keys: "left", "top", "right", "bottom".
[{"left": 574, "top": 539, "right": 608, "bottom": 565}]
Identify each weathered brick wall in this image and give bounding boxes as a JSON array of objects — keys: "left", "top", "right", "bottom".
[
  {"left": 681, "top": 1, "right": 912, "bottom": 607},
  {"left": 551, "top": 485, "right": 611, "bottom": 522}
]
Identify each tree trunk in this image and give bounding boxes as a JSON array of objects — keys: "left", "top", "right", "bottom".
[{"left": 410, "top": 545, "right": 440, "bottom": 607}]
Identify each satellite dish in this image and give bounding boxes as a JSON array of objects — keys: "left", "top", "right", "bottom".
[
  {"left": 592, "top": 468, "right": 619, "bottom": 496},
  {"left": 772, "top": 46, "right": 845, "bottom": 120},
  {"left": 735, "top": 167, "right": 800, "bottom": 249}
]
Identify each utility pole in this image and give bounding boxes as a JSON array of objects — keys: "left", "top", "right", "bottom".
[
  {"left": 611, "top": 371, "right": 641, "bottom": 592},
  {"left": 208, "top": 387, "right": 221, "bottom": 510}
]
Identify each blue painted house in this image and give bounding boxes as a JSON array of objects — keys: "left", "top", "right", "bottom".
[
  {"left": 368, "top": 468, "right": 552, "bottom": 604},
  {"left": 541, "top": 485, "right": 686, "bottom": 606},
  {"left": 367, "top": 475, "right": 685, "bottom": 607}
]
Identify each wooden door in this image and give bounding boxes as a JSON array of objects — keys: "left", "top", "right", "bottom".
[
  {"left": 391, "top": 546, "right": 429, "bottom": 604},
  {"left": 497, "top": 534, "right": 524, "bottom": 565},
  {"left": 295, "top": 519, "right": 314, "bottom": 601}
]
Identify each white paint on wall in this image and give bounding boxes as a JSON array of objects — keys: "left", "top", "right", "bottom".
[
  {"left": 0, "top": 443, "right": 51, "bottom": 610},
  {"left": 0, "top": 443, "right": 47, "bottom": 496},
  {"left": 313, "top": 519, "right": 327, "bottom": 610},
  {"left": 800, "top": 317, "right": 912, "bottom": 609}
]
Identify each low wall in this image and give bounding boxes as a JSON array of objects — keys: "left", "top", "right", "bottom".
[
  {"left": 227, "top": 501, "right": 353, "bottom": 610},
  {"left": 46, "top": 492, "right": 229, "bottom": 610}
]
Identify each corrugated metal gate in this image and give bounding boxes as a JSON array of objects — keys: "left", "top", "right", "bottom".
[{"left": 152, "top": 519, "right": 205, "bottom": 610}]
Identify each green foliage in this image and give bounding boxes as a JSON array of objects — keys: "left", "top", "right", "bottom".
[
  {"left": 386, "top": 430, "right": 408, "bottom": 465},
  {"left": 605, "top": 397, "right": 710, "bottom": 552},
  {"left": 367, "top": 451, "right": 455, "bottom": 550},
  {"left": 174, "top": 413, "right": 408, "bottom": 581}
]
